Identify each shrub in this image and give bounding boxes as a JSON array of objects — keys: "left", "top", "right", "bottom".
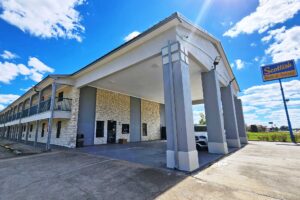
[
  {"left": 263, "top": 135, "right": 269, "bottom": 141},
  {"left": 278, "top": 134, "right": 288, "bottom": 142},
  {"left": 271, "top": 134, "right": 277, "bottom": 142},
  {"left": 250, "top": 125, "right": 258, "bottom": 132},
  {"left": 294, "top": 134, "right": 300, "bottom": 143}
]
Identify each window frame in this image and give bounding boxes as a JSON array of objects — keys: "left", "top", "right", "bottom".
[
  {"left": 142, "top": 123, "right": 147, "bottom": 136},
  {"left": 56, "top": 121, "right": 62, "bottom": 138},
  {"left": 41, "top": 123, "right": 45, "bottom": 137},
  {"left": 122, "top": 124, "right": 130, "bottom": 134},
  {"left": 96, "top": 121, "right": 104, "bottom": 138}
]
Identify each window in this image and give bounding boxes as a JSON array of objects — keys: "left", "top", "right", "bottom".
[
  {"left": 96, "top": 121, "right": 104, "bottom": 138},
  {"left": 122, "top": 124, "right": 130, "bottom": 134},
  {"left": 142, "top": 123, "right": 147, "bottom": 136},
  {"left": 23, "top": 125, "right": 26, "bottom": 132},
  {"left": 56, "top": 121, "right": 62, "bottom": 138},
  {"left": 30, "top": 124, "right": 33, "bottom": 132},
  {"left": 58, "top": 92, "right": 64, "bottom": 102},
  {"left": 41, "top": 123, "right": 45, "bottom": 137}
]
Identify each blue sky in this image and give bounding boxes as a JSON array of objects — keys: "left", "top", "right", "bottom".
[{"left": 0, "top": 0, "right": 299, "bottom": 127}]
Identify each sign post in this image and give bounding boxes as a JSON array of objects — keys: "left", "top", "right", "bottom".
[{"left": 261, "top": 60, "right": 298, "bottom": 143}]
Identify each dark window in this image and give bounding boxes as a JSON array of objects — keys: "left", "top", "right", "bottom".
[
  {"left": 30, "top": 124, "right": 33, "bottom": 132},
  {"left": 56, "top": 121, "right": 62, "bottom": 138},
  {"left": 96, "top": 121, "right": 104, "bottom": 137},
  {"left": 58, "top": 92, "right": 64, "bottom": 102},
  {"left": 142, "top": 123, "right": 147, "bottom": 136},
  {"left": 122, "top": 124, "right": 130, "bottom": 134},
  {"left": 41, "top": 123, "right": 45, "bottom": 137},
  {"left": 23, "top": 125, "right": 26, "bottom": 132}
]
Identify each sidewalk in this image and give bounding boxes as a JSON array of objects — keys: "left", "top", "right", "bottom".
[{"left": 0, "top": 139, "right": 43, "bottom": 157}]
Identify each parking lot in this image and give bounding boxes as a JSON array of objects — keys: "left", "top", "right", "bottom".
[{"left": 0, "top": 141, "right": 299, "bottom": 200}]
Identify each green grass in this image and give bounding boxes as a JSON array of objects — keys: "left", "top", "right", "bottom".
[{"left": 247, "top": 132, "right": 300, "bottom": 143}]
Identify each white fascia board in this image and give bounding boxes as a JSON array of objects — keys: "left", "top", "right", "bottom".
[
  {"left": 55, "top": 77, "right": 74, "bottom": 86},
  {"left": 74, "top": 25, "right": 178, "bottom": 88},
  {"left": 176, "top": 25, "right": 216, "bottom": 72},
  {"left": 177, "top": 22, "right": 240, "bottom": 93},
  {"left": 176, "top": 25, "right": 229, "bottom": 87}
]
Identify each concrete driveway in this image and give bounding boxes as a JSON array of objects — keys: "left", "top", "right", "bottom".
[
  {"left": 0, "top": 141, "right": 299, "bottom": 200},
  {"left": 77, "top": 140, "right": 239, "bottom": 170}
]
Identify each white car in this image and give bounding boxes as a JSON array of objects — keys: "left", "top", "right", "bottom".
[{"left": 194, "top": 125, "right": 208, "bottom": 150}]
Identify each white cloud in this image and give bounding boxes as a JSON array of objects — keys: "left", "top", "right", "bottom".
[
  {"left": 124, "top": 31, "right": 140, "bottom": 42},
  {"left": 261, "top": 26, "right": 286, "bottom": 43},
  {"left": 0, "top": 50, "right": 18, "bottom": 59},
  {"left": 234, "top": 59, "right": 245, "bottom": 70},
  {"left": 250, "top": 42, "right": 257, "bottom": 47},
  {"left": 0, "top": 0, "right": 85, "bottom": 42},
  {"left": 224, "top": 0, "right": 300, "bottom": 37},
  {"left": 0, "top": 61, "right": 24, "bottom": 83},
  {"left": 0, "top": 94, "right": 19, "bottom": 111},
  {"left": 0, "top": 57, "right": 54, "bottom": 83},
  {"left": 240, "top": 80, "right": 300, "bottom": 127},
  {"left": 264, "top": 26, "right": 300, "bottom": 62}
]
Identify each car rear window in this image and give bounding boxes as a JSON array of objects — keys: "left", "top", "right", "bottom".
[{"left": 194, "top": 126, "right": 207, "bottom": 132}]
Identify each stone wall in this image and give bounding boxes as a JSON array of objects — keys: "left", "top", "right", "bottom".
[
  {"left": 15, "top": 87, "right": 162, "bottom": 147},
  {"left": 141, "top": 99, "right": 161, "bottom": 141},
  {"left": 94, "top": 89, "right": 130, "bottom": 144},
  {"left": 20, "top": 87, "right": 80, "bottom": 148}
]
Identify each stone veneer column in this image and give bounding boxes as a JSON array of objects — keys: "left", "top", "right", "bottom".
[
  {"left": 202, "top": 69, "right": 228, "bottom": 154},
  {"left": 221, "top": 85, "right": 241, "bottom": 148},
  {"left": 235, "top": 97, "right": 248, "bottom": 144},
  {"left": 162, "top": 41, "right": 199, "bottom": 172}
]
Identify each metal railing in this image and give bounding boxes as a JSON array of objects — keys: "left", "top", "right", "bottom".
[
  {"left": 55, "top": 98, "right": 72, "bottom": 111},
  {"left": 22, "top": 108, "right": 30, "bottom": 118},
  {"left": 39, "top": 99, "right": 51, "bottom": 113},
  {"left": 0, "top": 97, "right": 72, "bottom": 123},
  {"left": 29, "top": 105, "right": 38, "bottom": 116}
]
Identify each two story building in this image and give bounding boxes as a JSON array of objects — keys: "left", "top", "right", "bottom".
[{"left": 0, "top": 13, "right": 248, "bottom": 172}]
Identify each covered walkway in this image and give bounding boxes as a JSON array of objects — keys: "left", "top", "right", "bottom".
[{"left": 77, "top": 140, "right": 240, "bottom": 170}]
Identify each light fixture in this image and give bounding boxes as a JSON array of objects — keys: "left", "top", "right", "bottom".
[{"left": 212, "top": 56, "right": 221, "bottom": 70}]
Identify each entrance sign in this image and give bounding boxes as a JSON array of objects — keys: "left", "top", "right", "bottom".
[
  {"left": 261, "top": 60, "right": 297, "bottom": 82},
  {"left": 261, "top": 60, "right": 298, "bottom": 143}
]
